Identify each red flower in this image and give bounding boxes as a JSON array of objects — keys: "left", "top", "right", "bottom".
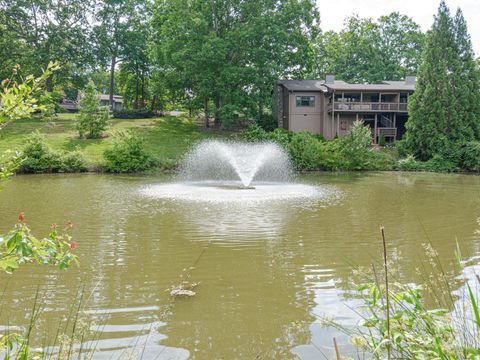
[
  {"left": 66, "top": 219, "right": 73, "bottom": 227},
  {"left": 70, "top": 242, "right": 77, "bottom": 250},
  {"left": 18, "top": 212, "right": 25, "bottom": 223}
]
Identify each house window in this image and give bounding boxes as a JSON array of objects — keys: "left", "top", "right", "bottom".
[{"left": 296, "top": 96, "right": 315, "bottom": 107}]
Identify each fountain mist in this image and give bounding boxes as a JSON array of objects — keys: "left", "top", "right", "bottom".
[{"left": 179, "top": 140, "right": 293, "bottom": 187}]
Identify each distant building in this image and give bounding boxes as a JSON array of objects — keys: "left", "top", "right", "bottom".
[
  {"left": 99, "top": 94, "right": 123, "bottom": 112},
  {"left": 272, "top": 75, "right": 416, "bottom": 144},
  {"left": 59, "top": 94, "right": 124, "bottom": 112}
]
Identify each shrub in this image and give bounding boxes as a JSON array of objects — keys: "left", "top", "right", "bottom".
[
  {"left": 340, "top": 120, "right": 373, "bottom": 170},
  {"left": 77, "top": 80, "right": 110, "bottom": 139},
  {"left": 103, "top": 131, "right": 155, "bottom": 173},
  {"left": 397, "top": 155, "right": 425, "bottom": 171},
  {"left": 20, "top": 132, "right": 63, "bottom": 173},
  {"left": 366, "top": 150, "right": 397, "bottom": 170},
  {"left": 60, "top": 149, "right": 87, "bottom": 173},
  {"left": 461, "top": 141, "right": 480, "bottom": 172},
  {"left": 378, "top": 132, "right": 386, "bottom": 147},
  {"left": 112, "top": 109, "right": 155, "bottom": 119},
  {"left": 288, "top": 131, "right": 322, "bottom": 170},
  {"left": 266, "top": 128, "right": 292, "bottom": 148},
  {"left": 424, "top": 154, "right": 460, "bottom": 172},
  {"left": 242, "top": 124, "right": 268, "bottom": 142},
  {"left": 256, "top": 113, "right": 277, "bottom": 131},
  {"left": 317, "top": 138, "right": 345, "bottom": 170}
]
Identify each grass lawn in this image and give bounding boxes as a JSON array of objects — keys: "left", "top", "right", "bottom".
[{"left": 0, "top": 113, "right": 232, "bottom": 169}]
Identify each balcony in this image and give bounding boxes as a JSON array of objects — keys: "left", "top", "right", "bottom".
[{"left": 328, "top": 102, "right": 408, "bottom": 113}]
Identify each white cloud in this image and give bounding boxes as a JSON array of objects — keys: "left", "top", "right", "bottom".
[{"left": 317, "top": 0, "right": 480, "bottom": 55}]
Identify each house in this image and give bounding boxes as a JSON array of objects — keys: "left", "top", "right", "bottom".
[
  {"left": 272, "top": 75, "right": 416, "bottom": 143},
  {"left": 59, "top": 94, "right": 124, "bottom": 112},
  {"left": 99, "top": 94, "right": 123, "bottom": 111}
]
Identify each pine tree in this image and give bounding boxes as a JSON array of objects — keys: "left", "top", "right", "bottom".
[
  {"left": 77, "top": 80, "right": 110, "bottom": 139},
  {"left": 405, "top": 1, "right": 480, "bottom": 160},
  {"left": 452, "top": 8, "right": 480, "bottom": 140}
]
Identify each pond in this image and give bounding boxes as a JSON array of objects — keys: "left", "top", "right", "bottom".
[{"left": 1, "top": 172, "right": 480, "bottom": 359}]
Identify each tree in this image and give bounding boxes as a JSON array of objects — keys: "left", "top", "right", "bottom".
[
  {"left": 153, "top": 0, "right": 319, "bottom": 127},
  {"left": 93, "top": 0, "right": 147, "bottom": 107},
  {"left": 77, "top": 80, "right": 110, "bottom": 139},
  {"left": 405, "top": 1, "right": 480, "bottom": 160},
  {"left": 0, "top": 0, "right": 93, "bottom": 91},
  {"left": 314, "top": 13, "right": 424, "bottom": 83}
]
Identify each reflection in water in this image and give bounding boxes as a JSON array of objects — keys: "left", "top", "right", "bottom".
[{"left": 0, "top": 173, "right": 479, "bottom": 358}]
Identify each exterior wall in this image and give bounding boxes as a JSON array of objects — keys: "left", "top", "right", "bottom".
[{"left": 288, "top": 91, "right": 322, "bottom": 133}]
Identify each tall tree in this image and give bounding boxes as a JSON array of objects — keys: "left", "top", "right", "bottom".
[
  {"left": 314, "top": 13, "right": 424, "bottom": 83},
  {"left": 405, "top": 1, "right": 480, "bottom": 160},
  {"left": 93, "top": 0, "right": 146, "bottom": 107},
  {"left": 153, "top": 0, "right": 319, "bottom": 127},
  {"left": 0, "top": 0, "right": 92, "bottom": 90}
]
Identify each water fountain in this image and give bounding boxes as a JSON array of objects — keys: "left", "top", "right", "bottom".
[{"left": 140, "top": 140, "right": 337, "bottom": 203}]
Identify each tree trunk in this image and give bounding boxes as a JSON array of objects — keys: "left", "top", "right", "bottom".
[
  {"left": 109, "top": 55, "right": 116, "bottom": 108},
  {"left": 134, "top": 76, "right": 139, "bottom": 109},
  {"left": 214, "top": 95, "right": 221, "bottom": 127},
  {"left": 151, "top": 95, "right": 157, "bottom": 111},
  {"left": 204, "top": 99, "right": 209, "bottom": 128}
]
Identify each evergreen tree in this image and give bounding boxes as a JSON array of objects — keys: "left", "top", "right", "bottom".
[
  {"left": 405, "top": 1, "right": 480, "bottom": 160},
  {"left": 77, "top": 80, "right": 110, "bottom": 139}
]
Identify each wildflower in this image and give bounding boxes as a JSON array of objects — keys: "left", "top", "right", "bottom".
[
  {"left": 66, "top": 219, "right": 73, "bottom": 227},
  {"left": 50, "top": 223, "right": 57, "bottom": 229},
  {"left": 18, "top": 212, "right": 25, "bottom": 222},
  {"left": 70, "top": 241, "right": 77, "bottom": 250}
]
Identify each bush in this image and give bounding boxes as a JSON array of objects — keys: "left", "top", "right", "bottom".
[
  {"left": 20, "top": 132, "right": 63, "bottom": 173},
  {"left": 266, "top": 128, "right": 292, "bottom": 148},
  {"left": 256, "top": 113, "right": 277, "bottom": 131},
  {"left": 60, "top": 149, "right": 87, "bottom": 173},
  {"left": 397, "top": 155, "right": 425, "bottom": 171},
  {"left": 340, "top": 120, "right": 373, "bottom": 170},
  {"left": 112, "top": 109, "right": 155, "bottom": 119},
  {"left": 424, "top": 154, "right": 460, "bottom": 172},
  {"left": 242, "top": 124, "right": 268, "bottom": 142},
  {"left": 461, "top": 141, "right": 480, "bottom": 172},
  {"left": 77, "top": 80, "right": 110, "bottom": 139},
  {"left": 288, "top": 131, "right": 322, "bottom": 170},
  {"left": 103, "top": 132, "right": 155, "bottom": 173},
  {"left": 317, "top": 138, "right": 345, "bottom": 170},
  {"left": 366, "top": 150, "right": 397, "bottom": 170}
]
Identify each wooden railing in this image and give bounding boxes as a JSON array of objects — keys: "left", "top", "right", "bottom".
[
  {"left": 329, "top": 102, "right": 408, "bottom": 112},
  {"left": 376, "top": 127, "right": 397, "bottom": 138}
]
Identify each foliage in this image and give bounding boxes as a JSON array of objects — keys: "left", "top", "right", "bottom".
[
  {"left": 461, "top": 141, "right": 480, "bottom": 172},
  {"left": 340, "top": 120, "right": 373, "bottom": 170},
  {"left": 19, "top": 132, "right": 87, "bottom": 173},
  {"left": 103, "top": 131, "right": 155, "bottom": 173},
  {"left": 20, "top": 131, "right": 63, "bottom": 173},
  {"left": 0, "top": 62, "right": 60, "bottom": 124},
  {"left": 77, "top": 80, "right": 110, "bottom": 138},
  {"left": 396, "top": 154, "right": 425, "bottom": 171},
  {"left": 153, "top": 0, "right": 319, "bottom": 127},
  {"left": 242, "top": 124, "right": 268, "bottom": 142},
  {"left": 113, "top": 109, "right": 155, "bottom": 119},
  {"left": 60, "top": 148, "right": 88, "bottom": 172},
  {"left": 0, "top": 214, "right": 78, "bottom": 273},
  {"left": 405, "top": 1, "right": 480, "bottom": 160},
  {"left": 314, "top": 13, "right": 424, "bottom": 82},
  {"left": 288, "top": 131, "right": 322, "bottom": 170}
]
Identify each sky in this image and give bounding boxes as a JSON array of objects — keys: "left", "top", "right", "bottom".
[{"left": 317, "top": 0, "right": 480, "bottom": 55}]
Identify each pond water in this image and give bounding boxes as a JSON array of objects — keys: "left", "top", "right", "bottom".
[{"left": 1, "top": 172, "right": 480, "bottom": 359}]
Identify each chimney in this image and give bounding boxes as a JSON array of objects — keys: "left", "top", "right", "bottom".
[
  {"left": 325, "top": 74, "right": 335, "bottom": 84},
  {"left": 405, "top": 75, "right": 416, "bottom": 85}
]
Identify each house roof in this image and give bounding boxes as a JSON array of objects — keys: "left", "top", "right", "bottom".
[
  {"left": 278, "top": 79, "right": 416, "bottom": 92},
  {"left": 277, "top": 80, "right": 327, "bottom": 92}
]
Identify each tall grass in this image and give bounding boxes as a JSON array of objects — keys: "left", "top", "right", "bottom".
[{"left": 322, "top": 227, "right": 480, "bottom": 359}]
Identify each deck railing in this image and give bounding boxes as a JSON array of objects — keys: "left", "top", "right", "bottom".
[{"left": 329, "top": 102, "right": 408, "bottom": 112}]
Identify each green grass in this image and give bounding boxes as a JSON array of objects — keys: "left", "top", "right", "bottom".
[{"left": 0, "top": 113, "right": 232, "bottom": 169}]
